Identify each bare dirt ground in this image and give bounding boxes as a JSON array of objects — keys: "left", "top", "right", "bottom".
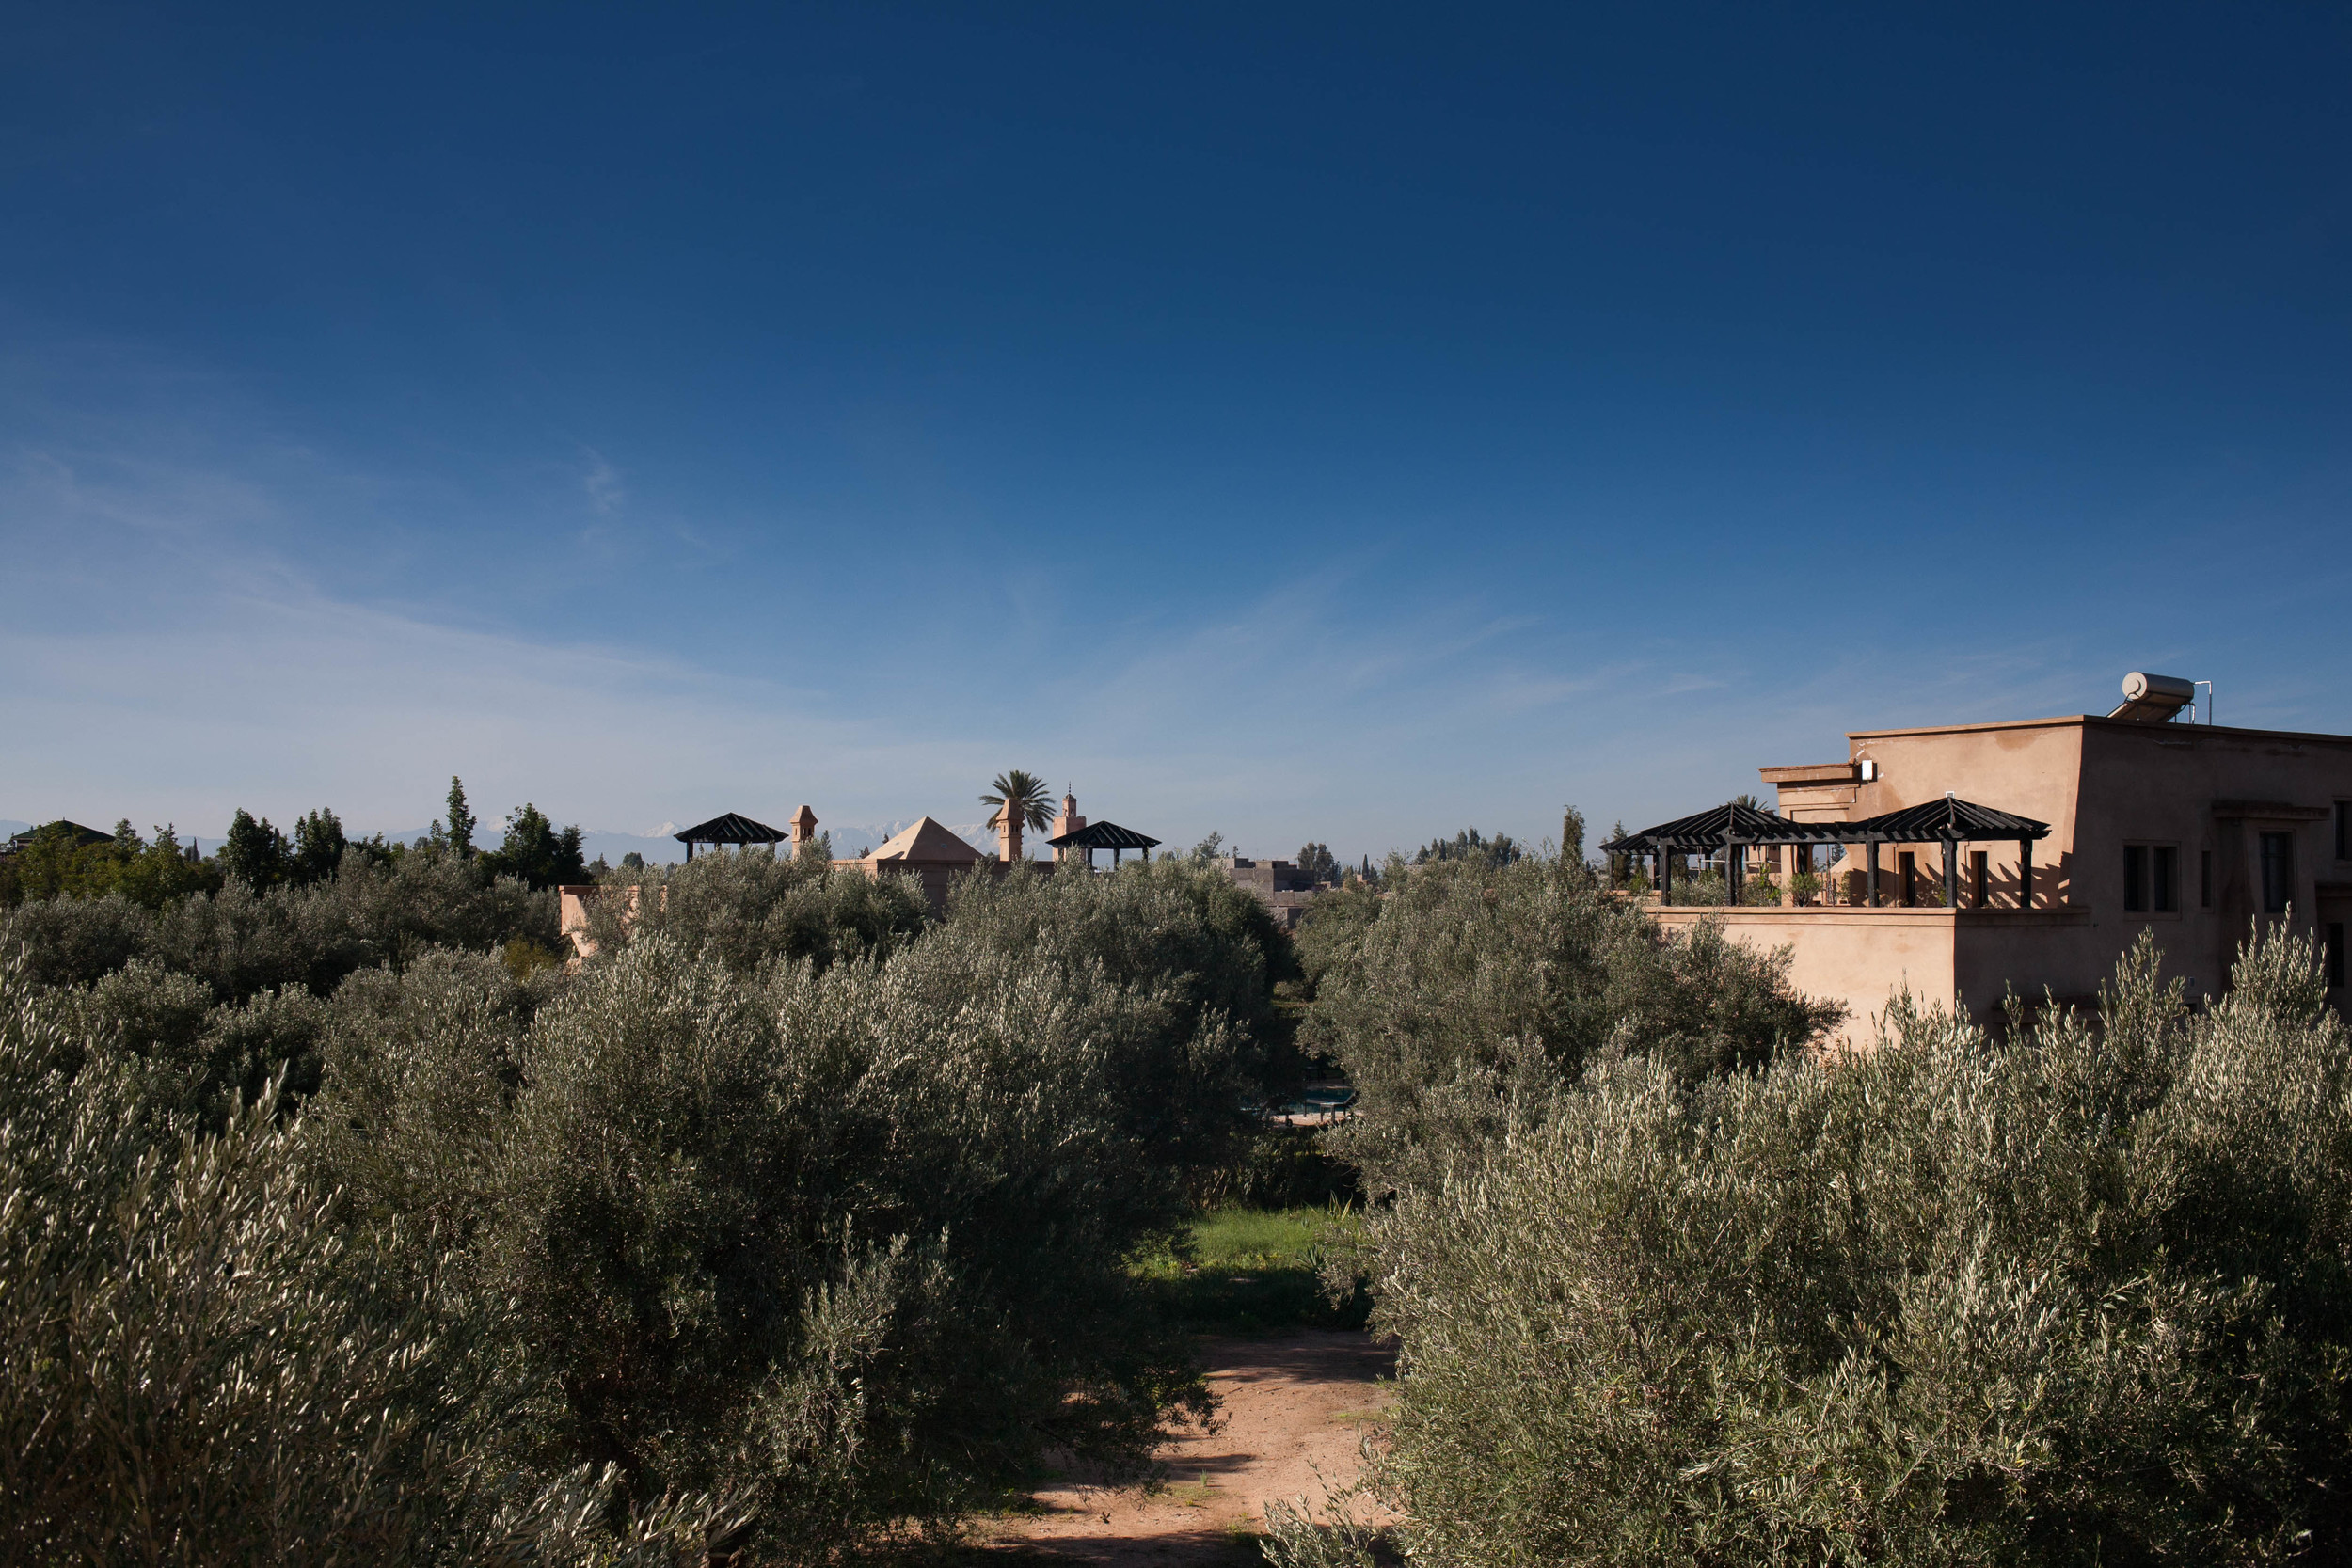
[{"left": 980, "top": 1330, "right": 1394, "bottom": 1566}]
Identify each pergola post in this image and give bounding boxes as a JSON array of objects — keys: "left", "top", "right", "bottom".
[
  {"left": 2019, "top": 837, "right": 2033, "bottom": 911},
  {"left": 1943, "top": 839, "right": 1959, "bottom": 910},
  {"left": 1867, "top": 837, "right": 1881, "bottom": 906},
  {"left": 1661, "top": 846, "right": 1674, "bottom": 904}
]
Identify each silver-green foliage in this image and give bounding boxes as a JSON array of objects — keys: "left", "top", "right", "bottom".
[
  {"left": 48, "top": 958, "right": 330, "bottom": 1126},
  {"left": 4, "top": 853, "right": 1271, "bottom": 1560},
  {"left": 1330, "top": 930, "right": 2352, "bottom": 1566},
  {"left": 580, "top": 846, "right": 928, "bottom": 974},
  {"left": 311, "top": 872, "right": 1258, "bottom": 1556},
  {"left": 0, "top": 844, "right": 556, "bottom": 999},
  {"left": 942, "top": 858, "right": 1291, "bottom": 1155},
  {"left": 1300, "top": 853, "right": 1842, "bottom": 1193},
  {"left": 0, "top": 954, "right": 730, "bottom": 1566}
]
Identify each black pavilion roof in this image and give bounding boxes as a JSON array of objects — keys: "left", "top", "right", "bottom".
[
  {"left": 1599, "top": 801, "right": 1848, "bottom": 852},
  {"left": 1046, "top": 820, "right": 1161, "bottom": 850},
  {"left": 1851, "top": 796, "right": 2050, "bottom": 841},
  {"left": 1600, "top": 795, "right": 2049, "bottom": 854},
  {"left": 674, "top": 812, "right": 787, "bottom": 845}
]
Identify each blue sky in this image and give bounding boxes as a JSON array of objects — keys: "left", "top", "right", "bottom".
[{"left": 5, "top": 3, "right": 2347, "bottom": 863}]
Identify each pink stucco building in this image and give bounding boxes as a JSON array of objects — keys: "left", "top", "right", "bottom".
[{"left": 1616, "top": 675, "right": 2351, "bottom": 1049}]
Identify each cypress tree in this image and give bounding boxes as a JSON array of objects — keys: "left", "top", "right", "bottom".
[{"left": 444, "top": 777, "right": 477, "bottom": 857}]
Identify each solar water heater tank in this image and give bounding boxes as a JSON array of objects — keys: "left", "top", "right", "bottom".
[{"left": 2110, "top": 671, "right": 2197, "bottom": 722}]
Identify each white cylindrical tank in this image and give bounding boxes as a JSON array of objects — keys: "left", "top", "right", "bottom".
[{"left": 2122, "top": 671, "right": 2196, "bottom": 706}]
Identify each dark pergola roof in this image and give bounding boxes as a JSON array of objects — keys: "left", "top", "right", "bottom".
[
  {"left": 1601, "top": 795, "right": 2054, "bottom": 912},
  {"left": 1598, "top": 801, "right": 1852, "bottom": 853},
  {"left": 1851, "top": 797, "right": 2050, "bottom": 842},
  {"left": 674, "top": 812, "right": 787, "bottom": 846},
  {"left": 1600, "top": 796, "right": 2050, "bottom": 855},
  {"left": 1046, "top": 820, "right": 1161, "bottom": 851}
]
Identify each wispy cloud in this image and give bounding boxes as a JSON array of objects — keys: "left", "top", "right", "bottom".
[
  {"left": 0, "top": 355, "right": 2247, "bottom": 863},
  {"left": 581, "top": 448, "right": 625, "bottom": 515}
]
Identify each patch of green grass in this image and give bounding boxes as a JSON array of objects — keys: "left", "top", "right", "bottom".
[
  {"left": 1190, "top": 1205, "right": 1329, "bottom": 1264},
  {"left": 1134, "top": 1204, "right": 1372, "bottom": 1333}
]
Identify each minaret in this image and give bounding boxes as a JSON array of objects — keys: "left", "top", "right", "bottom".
[
  {"left": 789, "top": 804, "right": 818, "bottom": 855},
  {"left": 1051, "top": 790, "right": 1086, "bottom": 862}
]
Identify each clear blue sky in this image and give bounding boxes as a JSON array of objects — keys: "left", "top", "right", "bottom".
[{"left": 5, "top": 3, "right": 2347, "bottom": 862}]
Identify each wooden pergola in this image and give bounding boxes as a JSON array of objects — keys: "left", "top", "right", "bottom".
[
  {"left": 1849, "top": 795, "right": 2051, "bottom": 910},
  {"left": 1045, "top": 819, "right": 1161, "bottom": 868},
  {"left": 1598, "top": 801, "right": 1853, "bottom": 905},
  {"left": 674, "top": 812, "right": 787, "bottom": 861},
  {"left": 1598, "top": 795, "right": 2051, "bottom": 909}
]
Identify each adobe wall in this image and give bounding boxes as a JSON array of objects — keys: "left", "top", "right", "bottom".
[
  {"left": 1835, "top": 720, "right": 2087, "bottom": 910},
  {"left": 1779, "top": 716, "right": 2352, "bottom": 1012},
  {"left": 557, "top": 883, "right": 648, "bottom": 959},
  {"left": 1653, "top": 905, "right": 2108, "bottom": 1053},
  {"left": 2074, "top": 721, "right": 2352, "bottom": 1001},
  {"left": 1651, "top": 908, "right": 1956, "bottom": 1053}
]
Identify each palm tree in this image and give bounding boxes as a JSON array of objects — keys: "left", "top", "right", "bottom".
[{"left": 980, "top": 769, "right": 1056, "bottom": 855}]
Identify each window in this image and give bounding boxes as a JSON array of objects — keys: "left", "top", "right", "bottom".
[
  {"left": 2339, "top": 801, "right": 2350, "bottom": 860},
  {"left": 1970, "top": 849, "right": 1988, "bottom": 909},
  {"left": 2125, "top": 844, "right": 2178, "bottom": 914},
  {"left": 1899, "top": 851, "right": 1916, "bottom": 907},
  {"left": 2260, "top": 832, "right": 2294, "bottom": 916},
  {"left": 2201, "top": 848, "right": 2212, "bottom": 909},
  {"left": 2329, "top": 923, "right": 2346, "bottom": 990}
]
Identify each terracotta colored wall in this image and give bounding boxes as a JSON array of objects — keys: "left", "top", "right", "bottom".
[
  {"left": 558, "top": 883, "right": 646, "bottom": 959},
  {"left": 1652, "top": 908, "right": 1955, "bottom": 1053},
  {"left": 1835, "top": 721, "right": 2085, "bottom": 911},
  {"left": 1753, "top": 717, "right": 2352, "bottom": 1029},
  {"left": 1653, "top": 905, "right": 2113, "bottom": 1052},
  {"left": 2074, "top": 721, "right": 2352, "bottom": 1000}
]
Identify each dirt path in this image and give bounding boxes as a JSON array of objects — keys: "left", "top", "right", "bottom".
[{"left": 983, "top": 1330, "right": 1393, "bottom": 1565}]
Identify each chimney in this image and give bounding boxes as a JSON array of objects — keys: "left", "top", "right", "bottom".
[{"left": 789, "top": 804, "right": 818, "bottom": 854}]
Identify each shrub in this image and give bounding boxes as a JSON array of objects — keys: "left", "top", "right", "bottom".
[
  {"left": 0, "top": 892, "right": 154, "bottom": 988},
  {"left": 0, "top": 1006, "right": 459, "bottom": 1560},
  {"left": 581, "top": 847, "right": 928, "bottom": 974},
  {"left": 1195, "top": 1120, "right": 1361, "bottom": 1211},
  {"left": 1302, "top": 853, "right": 1841, "bottom": 1192},
  {"left": 0, "top": 954, "right": 747, "bottom": 1565},
  {"left": 1316, "top": 929, "right": 2352, "bottom": 1567},
  {"left": 311, "top": 927, "right": 1227, "bottom": 1558},
  {"left": 40, "top": 959, "right": 332, "bottom": 1128},
  {"left": 941, "top": 857, "right": 1302, "bottom": 1137},
  {"left": 3, "top": 846, "right": 1298, "bottom": 1560},
  {"left": 0, "top": 844, "right": 557, "bottom": 1000}
]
